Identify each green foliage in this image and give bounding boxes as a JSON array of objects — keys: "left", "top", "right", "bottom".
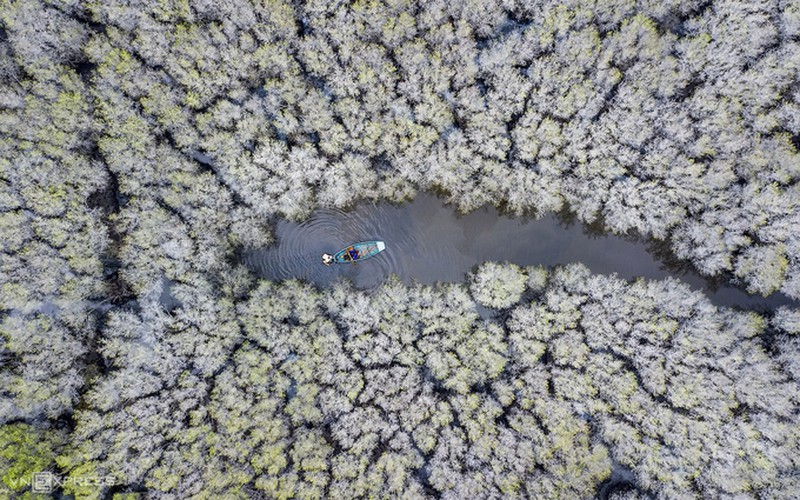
[
  {"left": 1, "top": 0, "right": 799, "bottom": 498},
  {"left": 525, "top": 265, "right": 549, "bottom": 293},
  {"left": 0, "top": 424, "right": 65, "bottom": 493},
  {"left": 48, "top": 268, "right": 797, "bottom": 497},
  {"left": 1, "top": 314, "right": 88, "bottom": 422},
  {"left": 35, "top": 0, "right": 796, "bottom": 296},
  {"left": 469, "top": 261, "right": 527, "bottom": 308},
  {"left": 735, "top": 244, "right": 789, "bottom": 296},
  {"left": 772, "top": 306, "right": 800, "bottom": 335}
]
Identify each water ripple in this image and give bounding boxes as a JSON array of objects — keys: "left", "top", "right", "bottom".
[{"left": 242, "top": 194, "right": 798, "bottom": 309}]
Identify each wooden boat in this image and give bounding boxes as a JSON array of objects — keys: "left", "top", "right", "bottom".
[{"left": 333, "top": 241, "right": 385, "bottom": 263}]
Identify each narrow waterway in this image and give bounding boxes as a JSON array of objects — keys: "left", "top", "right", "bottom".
[{"left": 243, "top": 194, "right": 796, "bottom": 310}]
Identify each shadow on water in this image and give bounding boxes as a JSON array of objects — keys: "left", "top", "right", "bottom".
[
  {"left": 242, "top": 193, "right": 797, "bottom": 310},
  {"left": 554, "top": 207, "right": 741, "bottom": 295},
  {"left": 597, "top": 461, "right": 640, "bottom": 500}
]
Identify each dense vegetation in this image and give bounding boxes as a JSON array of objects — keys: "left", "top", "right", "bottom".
[
  {"left": 1, "top": 0, "right": 799, "bottom": 498},
  {"left": 5, "top": 265, "right": 800, "bottom": 498}
]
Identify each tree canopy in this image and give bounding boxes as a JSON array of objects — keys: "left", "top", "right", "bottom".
[{"left": 1, "top": 0, "right": 799, "bottom": 498}]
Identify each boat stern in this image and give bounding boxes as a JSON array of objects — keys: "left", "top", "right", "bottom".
[{"left": 376, "top": 241, "right": 385, "bottom": 252}]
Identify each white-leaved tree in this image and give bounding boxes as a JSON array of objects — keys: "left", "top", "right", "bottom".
[{"left": 469, "top": 261, "right": 528, "bottom": 308}]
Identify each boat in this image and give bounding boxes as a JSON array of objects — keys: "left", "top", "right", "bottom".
[{"left": 329, "top": 241, "right": 385, "bottom": 264}]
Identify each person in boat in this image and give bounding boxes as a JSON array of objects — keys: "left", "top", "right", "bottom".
[
  {"left": 322, "top": 253, "right": 334, "bottom": 266},
  {"left": 348, "top": 248, "right": 359, "bottom": 261}
]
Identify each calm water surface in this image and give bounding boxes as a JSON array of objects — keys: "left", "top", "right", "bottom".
[{"left": 243, "top": 194, "right": 796, "bottom": 309}]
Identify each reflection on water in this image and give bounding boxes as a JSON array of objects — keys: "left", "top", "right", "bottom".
[{"left": 243, "top": 194, "right": 797, "bottom": 309}]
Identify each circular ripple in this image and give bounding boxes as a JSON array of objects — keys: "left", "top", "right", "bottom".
[
  {"left": 241, "top": 195, "right": 799, "bottom": 309},
  {"left": 244, "top": 207, "right": 348, "bottom": 286},
  {"left": 244, "top": 198, "right": 478, "bottom": 291}
]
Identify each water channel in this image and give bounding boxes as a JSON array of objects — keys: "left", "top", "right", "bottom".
[{"left": 243, "top": 193, "right": 796, "bottom": 310}]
